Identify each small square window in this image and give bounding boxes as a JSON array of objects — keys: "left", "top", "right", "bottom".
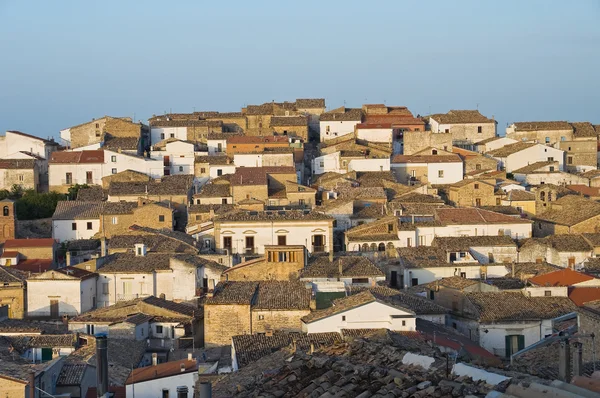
[
  {"left": 170, "top": 133, "right": 175, "bottom": 138},
  {"left": 71, "top": 223, "right": 77, "bottom": 231},
  {"left": 402, "top": 320, "right": 406, "bottom": 326},
  {"left": 438, "top": 170, "right": 444, "bottom": 178},
  {"left": 217, "top": 169, "right": 223, "bottom": 176},
  {"left": 111, "top": 155, "right": 116, "bottom": 162},
  {"left": 159, "top": 215, "right": 165, "bottom": 222},
  {"left": 111, "top": 168, "right": 117, "bottom": 174},
  {"left": 544, "top": 290, "right": 552, "bottom": 297},
  {"left": 477, "top": 126, "right": 482, "bottom": 133},
  {"left": 258, "top": 315, "right": 264, "bottom": 320},
  {"left": 474, "top": 184, "right": 479, "bottom": 189},
  {"left": 342, "top": 315, "right": 346, "bottom": 321},
  {"left": 87, "top": 222, "right": 92, "bottom": 230},
  {"left": 545, "top": 137, "right": 550, "bottom": 143},
  {"left": 160, "top": 133, "right": 165, "bottom": 140}
]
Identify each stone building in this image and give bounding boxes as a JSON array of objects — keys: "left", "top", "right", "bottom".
[
  {"left": 206, "top": 112, "right": 248, "bottom": 133},
  {"left": 0, "top": 199, "right": 16, "bottom": 244},
  {"left": 2, "top": 238, "right": 57, "bottom": 266},
  {"left": 229, "top": 166, "right": 297, "bottom": 205},
  {"left": 319, "top": 107, "right": 363, "bottom": 142},
  {"left": 451, "top": 146, "right": 498, "bottom": 175},
  {"left": 60, "top": 116, "right": 149, "bottom": 149},
  {"left": 428, "top": 110, "right": 497, "bottom": 147},
  {"left": 402, "top": 130, "right": 453, "bottom": 155},
  {"left": 533, "top": 183, "right": 575, "bottom": 215},
  {"left": 148, "top": 115, "right": 223, "bottom": 145},
  {"left": 0, "top": 266, "right": 27, "bottom": 318},
  {"left": 226, "top": 135, "right": 291, "bottom": 157},
  {"left": 101, "top": 169, "right": 150, "bottom": 189},
  {"left": 222, "top": 245, "right": 307, "bottom": 281},
  {"left": 269, "top": 116, "right": 309, "bottom": 140},
  {"left": 0, "top": 158, "right": 40, "bottom": 191},
  {"left": 505, "top": 121, "right": 573, "bottom": 147},
  {"left": 534, "top": 195, "right": 600, "bottom": 237},
  {"left": 107, "top": 174, "right": 194, "bottom": 210},
  {"left": 559, "top": 122, "right": 597, "bottom": 172},
  {"left": 204, "top": 280, "right": 311, "bottom": 347},
  {"left": 446, "top": 179, "right": 498, "bottom": 207},
  {"left": 99, "top": 201, "right": 175, "bottom": 238}
]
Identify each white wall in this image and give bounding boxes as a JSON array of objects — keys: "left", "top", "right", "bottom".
[
  {"left": 103, "top": 150, "right": 164, "bottom": 179},
  {"left": 150, "top": 141, "right": 196, "bottom": 176},
  {"left": 52, "top": 219, "right": 100, "bottom": 242},
  {"left": 427, "top": 162, "right": 463, "bottom": 184},
  {"left": 97, "top": 272, "right": 155, "bottom": 307},
  {"left": 356, "top": 127, "right": 393, "bottom": 144},
  {"left": 28, "top": 278, "right": 93, "bottom": 317},
  {"left": 150, "top": 126, "right": 187, "bottom": 145},
  {"left": 218, "top": 221, "right": 332, "bottom": 254},
  {"left": 312, "top": 152, "right": 344, "bottom": 174},
  {"left": 2, "top": 131, "right": 55, "bottom": 159},
  {"left": 49, "top": 163, "right": 103, "bottom": 187},
  {"left": 403, "top": 265, "right": 506, "bottom": 286},
  {"left": 347, "top": 158, "right": 390, "bottom": 172},
  {"left": 497, "top": 144, "right": 565, "bottom": 172},
  {"left": 478, "top": 137, "right": 517, "bottom": 153},
  {"left": 302, "top": 301, "right": 416, "bottom": 333},
  {"left": 125, "top": 370, "right": 197, "bottom": 398},
  {"left": 207, "top": 138, "right": 227, "bottom": 156},
  {"left": 233, "top": 153, "right": 294, "bottom": 168},
  {"left": 209, "top": 164, "right": 236, "bottom": 179},
  {"left": 320, "top": 120, "right": 359, "bottom": 142},
  {"left": 524, "top": 286, "right": 568, "bottom": 297},
  {"left": 477, "top": 320, "right": 553, "bottom": 357}
]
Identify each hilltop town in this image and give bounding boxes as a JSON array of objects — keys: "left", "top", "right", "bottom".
[{"left": 2, "top": 100, "right": 600, "bottom": 397}]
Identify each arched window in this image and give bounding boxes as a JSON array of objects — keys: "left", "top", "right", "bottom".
[
  {"left": 540, "top": 191, "right": 546, "bottom": 201},
  {"left": 2, "top": 206, "right": 8, "bottom": 217},
  {"left": 361, "top": 243, "right": 369, "bottom": 252},
  {"left": 378, "top": 243, "right": 385, "bottom": 251},
  {"left": 387, "top": 242, "right": 395, "bottom": 250},
  {"left": 370, "top": 243, "right": 377, "bottom": 251},
  {"left": 548, "top": 192, "right": 553, "bottom": 202}
]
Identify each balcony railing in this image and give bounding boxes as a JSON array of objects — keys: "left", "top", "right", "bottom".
[
  {"left": 245, "top": 247, "right": 255, "bottom": 255},
  {"left": 312, "top": 245, "right": 326, "bottom": 253}
]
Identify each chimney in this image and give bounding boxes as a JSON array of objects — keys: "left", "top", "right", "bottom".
[
  {"left": 96, "top": 335, "right": 109, "bottom": 398},
  {"left": 265, "top": 329, "right": 273, "bottom": 337},
  {"left": 511, "top": 261, "right": 515, "bottom": 278},
  {"left": 338, "top": 258, "right": 343, "bottom": 277},
  {"left": 558, "top": 340, "right": 571, "bottom": 382},
  {"left": 187, "top": 353, "right": 193, "bottom": 361},
  {"left": 100, "top": 238, "right": 107, "bottom": 257},
  {"left": 66, "top": 251, "right": 71, "bottom": 267},
  {"left": 152, "top": 353, "right": 158, "bottom": 366},
  {"left": 28, "top": 370, "right": 35, "bottom": 398},
  {"left": 180, "top": 363, "right": 186, "bottom": 373},
  {"left": 198, "top": 382, "right": 212, "bottom": 398}
]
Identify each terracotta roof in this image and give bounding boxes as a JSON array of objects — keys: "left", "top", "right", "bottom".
[
  {"left": 302, "top": 291, "right": 415, "bottom": 323},
  {"left": 126, "top": 359, "right": 198, "bottom": 384},
  {"left": 295, "top": 98, "right": 325, "bottom": 108},
  {"left": 429, "top": 110, "right": 494, "bottom": 124},
  {"left": 391, "top": 153, "right": 462, "bottom": 164},
  {"left": 0, "top": 159, "right": 36, "bottom": 169},
  {"left": 364, "top": 115, "right": 425, "bottom": 126},
  {"left": 227, "top": 135, "right": 289, "bottom": 144},
  {"left": 270, "top": 116, "right": 307, "bottom": 127},
  {"left": 50, "top": 150, "right": 104, "bottom": 164},
  {"left": 479, "top": 205, "right": 521, "bottom": 215},
  {"left": 252, "top": 281, "right": 311, "bottom": 310},
  {"left": 512, "top": 161, "right": 557, "bottom": 174},
  {"left": 319, "top": 107, "right": 363, "bottom": 122},
  {"left": 568, "top": 287, "right": 600, "bottom": 306},
  {"left": 231, "top": 332, "right": 340, "bottom": 369},
  {"left": 534, "top": 196, "right": 600, "bottom": 226},
  {"left": 464, "top": 292, "right": 577, "bottom": 322},
  {"left": 2, "top": 251, "right": 21, "bottom": 258},
  {"left": 507, "top": 262, "right": 560, "bottom": 279},
  {"left": 4, "top": 238, "right": 55, "bottom": 248},
  {"left": 565, "top": 184, "right": 600, "bottom": 197},
  {"left": 432, "top": 235, "right": 516, "bottom": 251},
  {"left": 301, "top": 256, "right": 384, "bottom": 279},
  {"left": 448, "top": 179, "right": 495, "bottom": 189},
  {"left": 487, "top": 142, "right": 537, "bottom": 157},
  {"left": 529, "top": 268, "right": 597, "bottom": 287},
  {"left": 52, "top": 201, "right": 102, "bottom": 220},
  {"left": 11, "top": 259, "right": 53, "bottom": 273},
  {"left": 435, "top": 207, "right": 531, "bottom": 225},
  {"left": 512, "top": 121, "right": 573, "bottom": 131}
]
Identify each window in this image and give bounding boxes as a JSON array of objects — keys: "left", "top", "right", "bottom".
[
  {"left": 411, "top": 278, "right": 419, "bottom": 286},
  {"left": 481, "top": 272, "right": 487, "bottom": 280},
  {"left": 159, "top": 215, "right": 165, "bottom": 222},
  {"left": 476, "top": 164, "right": 481, "bottom": 170},
  {"left": 545, "top": 137, "right": 550, "bottom": 143},
  {"left": 102, "top": 283, "right": 109, "bottom": 294},
  {"left": 475, "top": 198, "right": 481, "bottom": 207},
  {"left": 65, "top": 173, "right": 72, "bottom": 185},
  {"left": 170, "top": 133, "right": 175, "bottom": 138},
  {"left": 407, "top": 238, "right": 412, "bottom": 247},
  {"left": 72, "top": 223, "right": 77, "bottom": 231},
  {"left": 217, "top": 169, "right": 223, "bottom": 176},
  {"left": 444, "top": 129, "right": 449, "bottom": 133},
  {"left": 319, "top": 161, "right": 324, "bottom": 168},
  {"left": 111, "top": 155, "right": 117, "bottom": 162},
  {"left": 86, "top": 171, "right": 93, "bottom": 184},
  {"left": 477, "top": 126, "right": 482, "bottom": 134},
  {"left": 258, "top": 315, "right": 264, "bottom": 320},
  {"left": 432, "top": 149, "right": 438, "bottom": 155},
  {"left": 460, "top": 272, "right": 467, "bottom": 278},
  {"left": 160, "top": 133, "right": 165, "bottom": 140},
  {"left": 277, "top": 235, "right": 287, "bottom": 246},
  {"left": 111, "top": 168, "right": 117, "bottom": 174},
  {"left": 516, "top": 206, "right": 523, "bottom": 213},
  {"left": 568, "top": 147, "right": 571, "bottom": 151},
  {"left": 298, "top": 199, "right": 305, "bottom": 207},
  {"left": 223, "top": 236, "right": 232, "bottom": 250},
  {"left": 547, "top": 157, "right": 554, "bottom": 162},
  {"left": 549, "top": 166, "right": 555, "bottom": 172},
  {"left": 474, "top": 184, "right": 479, "bottom": 189},
  {"left": 496, "top": 198, "right": 501, "bottom": 205},
  {"left": 402, "top": 320, "right": 406, "bottom": 326},
  {"left": 162, "top": 389, "right": 169, "bottom": 398},
  {"left": 112, "top": 217, "right": 118, "bottom": 224},
  {"left": 438, "top": 170, "right": 444, "bottom": 178},
  {"left": 156, "top": 325, "right": 163, "bottom": 334},
  {"left": 567, "top": 156, "right": 573, "bottom": 165},
  {"left": 201, "top": 168, "right": 206, "bottom": 173},
  {"left": 326, "top": 126, "right": 330, "bottom": 133},
  {"left": 544, "top": 290, "right": 552, "bottom": 297},
  {"left": 342, "top": 316, "right": 346, "bottom": 321},
  {"left": 419, "top": 236, "right": 426, "bottom": 246},
  {"left": 86, "top": 324, "right": 95, "bottom": 335},
  {"left": 195, "top": 215, "right": 201, "bottom": 221},
  {"left": 179, "top": 166, "right": 183, "bottom": 172},
  {"left": 2, "top": 206, "right": 8, "bottom": 217},
  {"left": 87, "top": 222, "right": 93, "bottom": 230},
  {"left": 18, "top": 174, "right": 24, "bottom": 182},
  {"left": 217, "top": 143, "right": 222, "bottom": 152},
  {"left": 332, "top": 220, "right": 337, "bottom": 228},
  {"left": 95, "top": 123, "right": 99, "bottom": 128}
]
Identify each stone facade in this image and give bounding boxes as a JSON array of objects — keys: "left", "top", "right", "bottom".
[
  {"left": 224, "top": 247, "right": 306, "bottom": 281},
  {"left": 0, "top": 163, "right": 39, "bottom": 191},
  {"left": 207, "top": 114, "right": 248, "bottom": 133},
  {"left": 100, "top": 203, "right": 174, "bottom": 238},
  {"left": 403, "top": 131, "right": 452, "bottom": 155},
  {"left": 462, "top": 153, "right": 498, "bottom": 174},
  {"left": 559, "top": 139, "right": 597, "bottom": 172},
  {"left": 506, "top": 124, "right": 573, "bottom": 148},
  {"left": 271, "top": 124, "right": 309, "bottom": 141},
  {"left": 69, "top": 117, "right": 144, "bottom": 149},
  {"left": 447, "top": 181, "right": 498, "bottom": 207},
  {"left": 204, "top": 303, "right": 251, "bottom": 346},
  {"left": 232, "top": 184, "right": 269, "bottom": 204},
  {"left": 101, "top": 170, "right": 150, "bottom": 189},
  {"left": 534, "top": 214, "right": 600, "bottom": 238},
  {"left": 251, "top": 309, "right": 310, "bottom": 333},
  {"left": 0, "top": 282, "right": 26, "bottom": 319}
]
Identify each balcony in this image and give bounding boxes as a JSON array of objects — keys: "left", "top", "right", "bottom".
[
  {"left": 312, "top": 245, "right": 326, "bottom": 253},
  {"left": 245, "top": 247, "right": 255, "bottom": 255}
]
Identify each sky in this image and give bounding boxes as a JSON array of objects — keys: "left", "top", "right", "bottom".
[{"left": 0, "top": 0, "right": 599, "bottom": 140}]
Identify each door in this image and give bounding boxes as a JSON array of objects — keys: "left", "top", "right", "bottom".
[
  {"left": 245, "top": 236, "right": 255, "bottom": 254},
  {"left": 568, "top": 257, "right": 575, "bottom": 269},
  {"left": 223, "top": 236, "right": 232, "bottom": 252},
  {"left": 41, "top": 348, "right": 53, "bottom": 362},
  {"left": 277, "top": 235, "right": 287, "bottom": 246},
  {"left": 505, "top": 335, "right": 525, "bottom": 358},
  {"left": 50, "top": 300, "right": 59, "bottom": 318},
  {"left": 390, "top": 271, "right": 398, "bottom": 288},
  {"left": 123, "top": 281, "right": 132, "bottom": 299},
  {"left": 164, "top": 156, "right": 170, "bottom": 166},
  {"left": 312, "top": 235, "right": 325, "bottom": 252},
  {"left": 86, "top": 171, "right": 93, "bottom": 184}
]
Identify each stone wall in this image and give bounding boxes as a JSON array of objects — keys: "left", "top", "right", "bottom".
[
  {"left": 403, "top": 131, "right": 452, "bottom": 155},
  {"left": 0, "top": 285, "right": 26, "bottom": 318},
  {"left": 246, "top": 115, "right": 273, "bottom": 136},
  {"left": 232, "top": 185, "right": 269, "bottom": 204},
  {"left": 463, "top": 155, "right": 498, "bottom": 174},
  {"left": 70, "top": 117, "right": 108, "bottom": 148},
  {"left": 272, "top": 125, "right": 309, "bottom": 141},
  {"left": 578, "top": 310, "right": 600, "bottom": 363},
  {"left": 506, "top": 128, "right": 573, "bottom": 147},
  {"left": 560, "top": 140, "right": 597, "bottom": 171},
  {"left": 104, "top": 117, "right": 142, "bottom": 138},
  {"left": 100, "top": 204, "right": 174, "bottom": 238},
  {"left": 443, "top": 123, "right": 496, "bottom": 145},
  {"left": 101, "top": 170, "right": 150, "bottom": 189},
  {"left": 14, "top": 246, "right": 54, "bottom": 260},
  {"left": 224, "top": 260, "right": 303, "bottom": 281},
  {"left": 204, "top": 303, "right": 251, "bottom": 347},
  {"left": 1, "top": 168, "right": 38, "bottom": 191},
  {"left": 207, "top": 116, "right": 247, "bottom": 133},
  {"left": 251, "top": 309, "right": 309, "bottom": 333},
  {"left": 186, "top": 125, "right": 223, "bottom": 143},
  {"left": 448, "top": 183, "right": 497, "bottom": 207}
]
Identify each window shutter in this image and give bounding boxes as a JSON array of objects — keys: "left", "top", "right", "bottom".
[
  {"left": 505, "top": 335, "right": 511, "bottom": 358},
  {"left": 517, "top": 335, "right": 525, "bottom": 351}
]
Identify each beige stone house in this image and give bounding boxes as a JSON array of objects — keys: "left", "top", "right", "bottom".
[
  {"left": 222, "top": 245, "right": 307, "bottom": 281},
  {"left": 559, "top": 122, "right": 597, "bottom": 172},
  {"left": 0, "top": 266, "right": 27, "bottom": 318},
  {"left": 99, "top": 201, "right": 175, "bottom": 238},
  {"left": 60, "top": 116, "right": 149, "bottom": 149},
  {"left": 534, "top": 195, "right": 600, "bottom": 237},
  {"left": 101, "top": 169, "right": 150, "bottom": 189},
  {"left": 0, "top": 158, "right": 40, "bottom": 191},
  {"left": 505, "top": 121, "right": 573, "bottom": 147},
  {"left": 107, "top": 174, "right": 194, "bottom": 209},
  {"left": 204, "top": 280, "right": 311, "bottom": 347},
  {"left": 270, "top": 116, "right": 309, "bottom": 140},
  {"left": 446, "top": 179, "right": 498, "bottom": 207},
  {"left": 428, "top": 110, "right": 497, "bottom": 147},
  {"left": 451, "top": 146, "right": 498, "bottom": 175},
  {"left": 229, "top": 166, "right": 297, "bottom": 204}
]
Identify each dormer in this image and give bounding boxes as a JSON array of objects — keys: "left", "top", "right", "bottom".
[{"left": 134, "top": 243, "right": 147, "bottom": 257}]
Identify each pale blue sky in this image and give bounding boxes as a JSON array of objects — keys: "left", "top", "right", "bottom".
[{"left": 0, "top": 0, "right": 599, "bottom": 139}]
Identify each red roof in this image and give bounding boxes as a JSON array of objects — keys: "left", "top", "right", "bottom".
[
  {"left": 1, "top": 251, "right": 20, "bottom": 258},
  {"left": 11, "top": 259, "right": 53, "bottom": 273},
  {"left": 4, "top": 238, "right": 56, "bottom": 248},
  {"left": 356, "top": 123, "right": 393, "bottom": 129},
  {"left": 364, "top": 115, "right": 425, "bottom": 126},
  {"left": 435, "top": 208, "right": 532, "bottom": 225},
  {"left": 566, "top": 185, "right": 600, "bottom": 197},
  {"left": 568, "top": 287, "right": 600, "bottom": 306},
  {"left": 50, "top": 150, "right": 104, "bottom": 164},
  {"left": 126, "top": 359, "right": 197, "bottom": 384},
  {"left": 529, "top": 268, "right": 596, "bottom": 287}
]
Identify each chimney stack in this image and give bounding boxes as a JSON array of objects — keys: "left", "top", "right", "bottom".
[
  {"left": 198, "top": 382, "right": 212, "bottom": 398},
  {"left": 152, "top": 353, "right": 158, "bottom": 366},
  {"left": 188, "top": 353, "right": 193, "bottom": 361},
  {"left": 96, "top": 335, "right": 109, "bottom": 398},
  {"left": 100, "top": 238, "right": 107, "bottom": 257},
  {"left": 28, "top": 370, "right": 35, "bottom": 398}
]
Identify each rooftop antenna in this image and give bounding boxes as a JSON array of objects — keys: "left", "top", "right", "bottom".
[
  {"left": 476, "top": 103, "right": 479, "bottom": 110},
  {"left": 193, "top": 107, "right": 196, "bottom": 112}
]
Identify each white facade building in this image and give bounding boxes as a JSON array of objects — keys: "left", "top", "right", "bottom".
[
  {"left": 320, "top": 120, "right": 360, "bottom": 142},
  {"left": 355, "top": 124, "right": 393, "bottom": 145},
  {"left": 488, "top": 143, "right": 565, "bottom": 173},
  {"left": 0, "top": 130, "right": 58, "bottom": 160},
  {"left": 27, "top": 268, "right": 98, "bottom": 317},
  {"left": 150, "top": 126, "right": 188, "bottom": 145},
  {"left": 391, "top": 155, "right": 464, "bottom": 185},
  {"left": 150, "top": 140, "right": 196, "bottom": 176}
]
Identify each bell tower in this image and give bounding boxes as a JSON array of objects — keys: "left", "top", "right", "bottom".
[{"left": 0, "top": 199, "right": 16, "bottom": 243}]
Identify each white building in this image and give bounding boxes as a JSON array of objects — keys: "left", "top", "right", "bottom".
[
  {"left": 27, "top": 267, "right": 98, "bottom": 317},
  {"left": 49, "top": 150, "right": 105, "bottom": 191},
  {"left": 301, "top": 291, "right": 416, "bottom": 334},
  {"left": 312, "top": 152, "right": 390, "bottom": 175},
  {"left": 52, "top": 201, "right": 102, "bottom": 242},
  {"left": 355, "top": 124, "right": 393, "bottom": 145},
  {"left": 0, "top": 130, "right": 59, "bottom": 160},
  {"left": 487, "top": 142, "right": 565, "bottom": 173},
  {"left": 474, "top": 136, "right": 518, "bottom": 154},
  {"left": 150, "top": 126, "right": 188, "bottom": 145},
  {"left": 102, "top": 149, "right": 164, "bottom": 179},
  {"left": 391, "top": 153, "right": 464, "bottom": 185},
  {"left": 233, "top": 152, "right": 294, "bottom": 168},
  {"left": 214, "top": 211, "right": 334, "bottom": 255},
  {"left": 319, "top": 107, "right": 363, "bottom": 142},
  {"left": 150, "top": 140, "right": 196, "bottom": 176}
]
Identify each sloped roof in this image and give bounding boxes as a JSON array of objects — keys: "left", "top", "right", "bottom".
[
  {"left": 529, "top": 268, "right": 597, "bottom": 287},
  {"left": 52, "top": 201, "right": 102, "bottom": 220},
  {"left": 391, "top": 154, "right": 462, "bottom": 164},
  {"left": 429, "top": 110, "right": 494, "bottom": 124},
  {"left": 432, "top": 235, "right": 516, "bottom": 251},
  {"left": 319, "top": 107, "right": 363, "bottom": 122},
  {"left": 568, "top": 287, "right": 600, "bottom": 306},
  {"left": 487, "top": 142, "right": 537, "bottom": 157},
  {"left": 50, "top": 150, "right": 104, "bottom": 164},
  {"left": 252, "top": 281, "right": 311, "bottom": 310},
  {"left": 0, "top": 266, "right": 27, "bottom": 283},
  {"left": 512, "top": 161, "right": 557, "bottom": 174},
  {"left": 512, "top": 121, "right": 573, "bottom": 131},
  {"left": 435, "top": 207, "right": 532, "bottom": 225},
  {"left": 301, "top": 256, "right": 384, "bottom": 278},
  {"left": 348, "top": 285, "right": 448, "bottom": 315},
  {"left": 535, "top": 196, "right": 600, "bottom": 227},
  {"left": 270, "top": 116, "right": 308, "bottom": 127}
]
